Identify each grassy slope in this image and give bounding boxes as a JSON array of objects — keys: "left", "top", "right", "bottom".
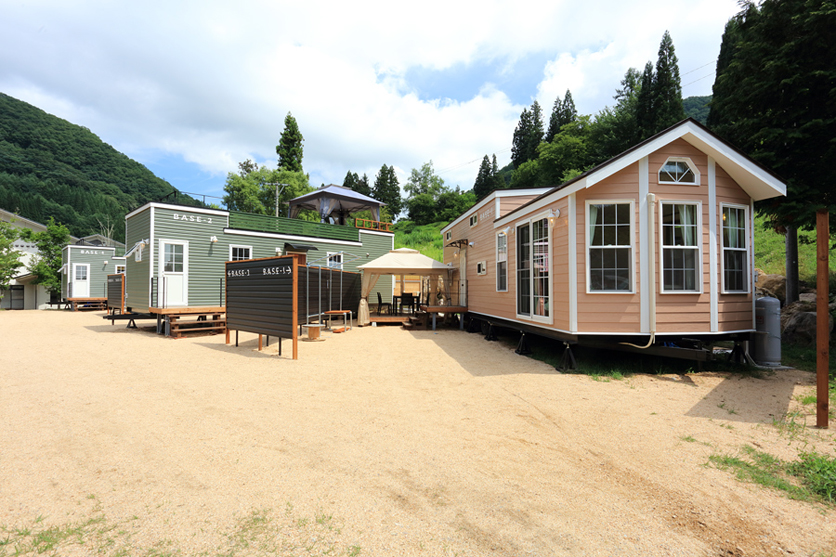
[
  {"left": 392, "top": 221, "right": 446, "bottom": 261},
  {"left": 754, "top": 215, "right": 835, "bottom": 283}
]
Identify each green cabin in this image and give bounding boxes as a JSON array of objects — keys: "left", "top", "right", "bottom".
[
  {"left": 61, "top": 244, "right": 125, "bottom": 300},
  {"left": 123, "top": 200, "right": 394, "bottom": 313}
]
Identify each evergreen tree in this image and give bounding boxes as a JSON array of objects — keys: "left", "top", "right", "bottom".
[
  {"left": 276, "top": 112, "right": 304, "bottom": 173},
  {"left": 512, "top": 101, "right": 545, "bottom": 169},
  {"left": 546, "top": 94, "right": 563, "bottom": 143},
  {"left": 708, "top": 0, "right": 836, "bottom": 234},
  {"left": 372, "top": 164, "right": 402, "bottom": 218},
  {"left": 511, "top": 107, "right": 533, "bottom": 169},
  {"left": 491, "top": 154, "right": 504, "bottom": 192},
  {"left": 473, "top": 155, "right": 492, "bottom": 199},
  {"left": 342, "top": 171, "right": 359, "bottom": 191},
  {"left": 635, "top": 61, "right": 656, "bottom": 140},
  {"left": 528, "top": 100, "right": 545, "bottom": 161},
  {"left": 355, "top": 173, "right": 372, "bottom": 197},
  {"left": 653, "top": 31, "right": 686, "bottom": 130},
  {"left": 547, "top": 90, "right": 578, "bottom": 142}
]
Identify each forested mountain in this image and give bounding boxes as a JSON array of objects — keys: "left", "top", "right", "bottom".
[
  {"left": 683, "top": 95, "right": 710, "bottom": 124},
  {"left": 0, "top": 93, "right": 199, "bottom": 242}
]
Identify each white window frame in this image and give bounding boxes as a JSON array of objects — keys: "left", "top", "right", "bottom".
[
  {"left": 585, "top": 199, "right": 635, "bottom": 294},
  {"left": 445, "top": 231, "right": 452, "bottom": 241},
  {"left": 658, "top": 157, "right": 700, "bottom": 185},
  {"left": 496, "top": 232, "right": 508, "bottom": 292},
  {"left": 469, "top": 214, "right": 478, "bottom": 227},
  {"left": 659, "top": 201, "right": 703, "bottom": 294},
  {"left": 115, "top": 265, "right": 126, "bottom": 275},
  {"left": 515, "top": 214, "right": 553, "bottom": 324},
  {"left": 327, "top": 252, "right": 343, "bottom": 270},
  {"left": 229, "top": 244, "right": 253, "bottom": 262},
  {"left": 720, "top": 203, "right": 750, "bottom": 294}
]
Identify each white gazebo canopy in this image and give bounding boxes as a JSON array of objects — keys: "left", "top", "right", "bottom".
[{"left": 356, "top": 248, "right": 453, "bottom": 325}]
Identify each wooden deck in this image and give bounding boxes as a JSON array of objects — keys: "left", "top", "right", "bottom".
[
  {"left": 149, "top": 306, "right": 225, "bottom": 315},
  {"left": 369, "top": 314, "right": 410, "bottom": 324},
  {"left": 148, "top": 307, "right": 227, "bottom": 338},
  {"left": 67, "top": 297, "right": 107, "bottom": 311}
]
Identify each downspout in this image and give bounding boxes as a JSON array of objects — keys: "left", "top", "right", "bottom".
[{"left": 622, "top": 193, "right": 656, "bottom": 349}]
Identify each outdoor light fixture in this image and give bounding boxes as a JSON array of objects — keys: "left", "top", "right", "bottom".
[
  {"left": 547, "top": 208, "right": 559, "bottom": 227},
  {"left": 210, "top": 236, "right": 218, "bottom": 243},
  {"left": 468, "top": 241, "right": 474, "bottom": 247}
]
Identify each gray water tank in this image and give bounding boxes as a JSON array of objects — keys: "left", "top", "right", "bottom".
[{"left": 754, "top": 296, "right": 781, "bottom": 366}]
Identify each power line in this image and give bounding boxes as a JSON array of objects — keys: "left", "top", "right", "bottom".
[
  {"left": 682, "top": 72, "right": 715, "bottom": 89},
  {"left": 681, "top": 61, "right": 714, "bottom": 77}
]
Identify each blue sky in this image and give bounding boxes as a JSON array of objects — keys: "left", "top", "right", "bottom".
[{"left": 0, "top": 0, "right": 739, "bottom": 203}]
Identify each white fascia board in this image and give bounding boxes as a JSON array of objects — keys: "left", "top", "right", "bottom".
[
  {"left": 441, "top": 188, "right": 551, "bottom": 234},
  {"left": 358, "top": 229, "right": 394, "bottom": 238},
  {"left": 126, "top": 202, "right": 229, "bottom": 220},
  {"left": 441, "top": 193, "right": 498, "bottom": 234},
  {"left": 223, "top": 228, "right": 363, "bottom": 247},
  {"left": 681, "top": 132, "right": 786, "bottom": 200},
  {"left": 494, "top": 182, "right": 583, "bottom": 228},
  {"left": 65, "top": 245, "right": 116, "bottom": 253}
]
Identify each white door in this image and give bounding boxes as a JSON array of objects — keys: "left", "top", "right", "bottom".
[
  {"left": 73, "top": 264, "right": 90, "bottom": 298},
  {"left": 159, "top": 240, "right": 188, "bottom": 307}
]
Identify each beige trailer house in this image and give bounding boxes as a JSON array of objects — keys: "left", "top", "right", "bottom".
[{"left": 441, "top": 119, "right": 786, "bottom": 349}]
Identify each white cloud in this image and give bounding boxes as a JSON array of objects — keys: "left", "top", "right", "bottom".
[{"left": 0, "top": 0, "right": 741, "bottom": 196}]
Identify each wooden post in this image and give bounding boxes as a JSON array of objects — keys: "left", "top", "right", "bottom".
[
  {"left": 258, "top": 334, "right": 263, "bottom": 352},
  {"left": 816, "top": 209, "right": 829, "bottom": 428}
]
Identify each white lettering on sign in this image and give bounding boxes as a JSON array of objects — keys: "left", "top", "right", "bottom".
[
  {"left": 173, "top": 213, "right": 213, "bottom": 224},
  {"left": 226, "top": 269, "right": 250, "bottom": 277},
  {"left": 79, "top": 250, "right": 103, "bottom": 255},
  {"left": 263, "top": 266, "right": 291, "bottom": 276},
  {"left": 479, "top": 206, "right": 494, "bottom": 222}
]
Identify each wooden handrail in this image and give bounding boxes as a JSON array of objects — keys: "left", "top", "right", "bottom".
[{"left": 355, "top": 218, "right": 393, "bottom": 232}]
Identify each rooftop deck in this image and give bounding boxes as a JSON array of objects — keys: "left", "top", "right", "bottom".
[{"left": 228, "top": 212, "right": 393, "bottom": 242}]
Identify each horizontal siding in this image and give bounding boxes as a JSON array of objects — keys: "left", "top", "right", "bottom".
[
  {"left": 499, "top": 195, "right": 541, "bottom": 217},
  {"left": 649, "top": 139, "right": 711, "bottom": 332},
  {"left": 575, "top": 168, "right": 642, "bottom": 333},
  {"left": 715, "top": 163, "right": 754, "bottom": 329},
  {"left": 63, "top": 246, "right": 118, "bottom": 298},
  {"left": 125, "top": 207, "right": 151, "bottom": 312}
]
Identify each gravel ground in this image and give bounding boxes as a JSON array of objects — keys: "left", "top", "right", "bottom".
[{"left": 0, "top": 309, "right": 834, "bottom": 556}]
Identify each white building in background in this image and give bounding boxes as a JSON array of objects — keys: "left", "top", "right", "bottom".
[{"left": 0, "top": 208, "right": 124, "bottom": 310}]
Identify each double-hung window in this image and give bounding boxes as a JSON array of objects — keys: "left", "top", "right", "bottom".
[
  {"left": 661, "top": 202, "right": 701, "bottom": 292},
  {"left": 587, "top": 202, "right": 632, "bottom": 292},
  {"left": 496, "top": 233, "right": 507, "bottom": 292},
  {"left": 230, "top": 245, "right": 252, "bottom": 262},
  {"left": 516, "top": 217, "right": 550, "bottom": 320},
  {"left": 721, "top": 205, "right": 749, "bottom": 293}
]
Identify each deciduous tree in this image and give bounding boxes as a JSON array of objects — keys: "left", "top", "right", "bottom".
[
  {"left": 0, "top": 221, "right": 23, "bottom": 300},
  {"left": 22, "top": 217, "right": 70, "bottom": 297}
]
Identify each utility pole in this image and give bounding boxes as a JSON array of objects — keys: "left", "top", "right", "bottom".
[{"left": 265, "top": 183, "right": 289, "bottom": 217}]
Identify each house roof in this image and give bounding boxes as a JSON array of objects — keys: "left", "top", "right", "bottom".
[
  {"left": 357, "top": 248, "right": 451, "bottom": 275},
  {"left": 495, "top": 118, "right": 787, "bottom": 226}
]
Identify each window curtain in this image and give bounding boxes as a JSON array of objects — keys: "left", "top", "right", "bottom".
[
  {"left": 358, "top": 272, "right": 381, "bottom": 326},
  {"left": 677, "top": 204, "right": 696, "bottom": 246},
  {"left": 589, "top": 204, "right": 600, "bottom": 242}
]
